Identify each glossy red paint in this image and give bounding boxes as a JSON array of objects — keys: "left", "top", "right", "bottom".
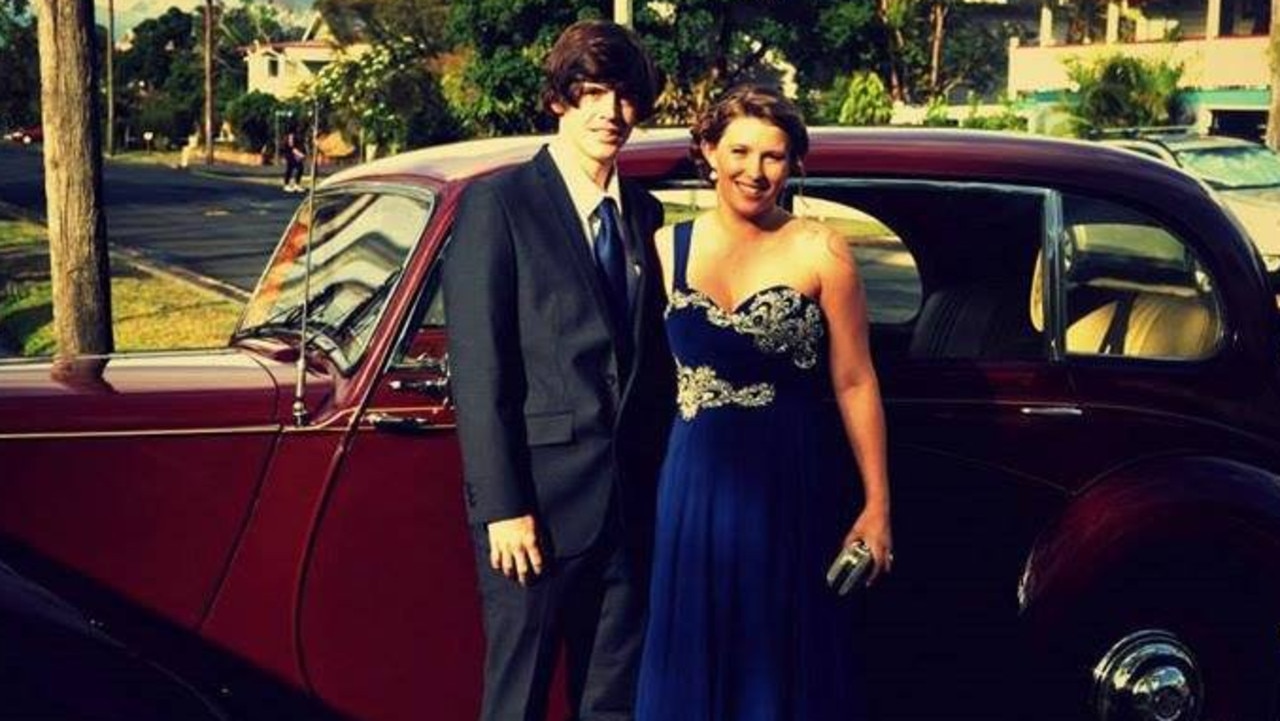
[
  {"left": 4, "top": 129, "right": 1280, "bottom": 721},
  {"left": 0, "top": 352, "right": 280, "bottom": 627}
]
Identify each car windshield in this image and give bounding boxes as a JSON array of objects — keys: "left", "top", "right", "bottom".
[
  {"left": 1175, "top": 145, "right": 1280, "bottom": 190},
  {"left": 234, "top": 187, "right": 434, "bottom": 373}
]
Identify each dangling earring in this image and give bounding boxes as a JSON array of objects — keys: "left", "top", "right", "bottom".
[{"left": 708, "top": 168, "right": 718, "bottom": 182}]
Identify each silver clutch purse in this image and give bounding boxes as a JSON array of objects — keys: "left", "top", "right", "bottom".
[{"left": 825, "top": 540, "right": 873, "bottom": 595}]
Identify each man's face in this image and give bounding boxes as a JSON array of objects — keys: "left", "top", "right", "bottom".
[{"left": 553, "top": 81, "right": 638, "bottom": 170}]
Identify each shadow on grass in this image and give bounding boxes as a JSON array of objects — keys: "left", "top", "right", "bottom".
[
  {"left": 0, "top": 246, "right": 49, "bottom": 284},
  {"left": 2, "top": 303, "right": 54, "bottom": 355}
]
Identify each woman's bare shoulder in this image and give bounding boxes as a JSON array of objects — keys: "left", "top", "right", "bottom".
[{"left": 785, "top": 217, "right": 852, "bottom": 270}]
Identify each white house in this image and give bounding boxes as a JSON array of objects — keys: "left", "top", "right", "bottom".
[
  {"left": 244, "top": 12, "right": 369, "bottom": 100},
  {"left": 1007, "top": 0, "right": 1270, "bottom": 135}
]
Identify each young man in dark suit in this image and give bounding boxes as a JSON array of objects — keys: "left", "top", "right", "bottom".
[{"left": 443, "top": 20, "right": 675, "bottom": 721}]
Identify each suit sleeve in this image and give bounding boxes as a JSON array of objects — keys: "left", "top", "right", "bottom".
[{"left": 443, "top": 180, "right": 533, "bottom": 526}]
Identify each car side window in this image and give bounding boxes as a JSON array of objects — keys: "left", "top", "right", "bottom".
[
  {"left": 1059, "top": 194, "right": 1223, "bottom": 360},
  {"left": 389, "top": 236, "right": 449, "bottom": 370},
  {"left": 799, "top": 180, "right": 1047, "bottom": 361}
]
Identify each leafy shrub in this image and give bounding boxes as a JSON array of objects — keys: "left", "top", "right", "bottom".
[
  {"left": 922, "top": 96, "right": 953, "bottom": 127},
  {"left": 225, "top": 91, "right": 281, "bottom": 153},
  {"left": 838, "top": 72, "right": 893, "bottom": 126},
  {"left": 960, "top": 93, "right": 1028, "bottom": 132}
]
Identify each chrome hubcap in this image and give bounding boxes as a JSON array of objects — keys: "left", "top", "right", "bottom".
[{"left": 1092, "top": 630, "right": 1202, "bottom": 721}]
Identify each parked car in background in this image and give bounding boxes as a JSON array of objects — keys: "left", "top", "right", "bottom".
[
  {"left": 3, "top": 128, "right": 1280, "bottom": 721},
  {"left": 4, "top": 124, "right": 42, "bottom": 144},
  {"left": 1100, "top": 129, "right": 1280, "bottom": 272}
]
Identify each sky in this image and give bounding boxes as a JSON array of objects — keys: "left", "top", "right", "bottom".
[{"left": 93, "top": 0, "right": 314, "bottom": 42}]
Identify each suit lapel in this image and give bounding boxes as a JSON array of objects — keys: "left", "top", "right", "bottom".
[
  {"left": 621, "top": 182, "right": 651, "bottom": 361},
  {"left": 531, "top": 148, "right": 618, "bottom": 340}
]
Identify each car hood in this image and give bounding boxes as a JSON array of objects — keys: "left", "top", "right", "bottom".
[
  {"left": 1220, "top": 187, "right": 1280, "bottom": 255},
  {"left": 0, "top": 350, "right": 281, "bottom": 435}
]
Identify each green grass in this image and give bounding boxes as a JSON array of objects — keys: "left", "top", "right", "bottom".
[{"left": 0, "top": 218, "right": 243, "bottom": 356}]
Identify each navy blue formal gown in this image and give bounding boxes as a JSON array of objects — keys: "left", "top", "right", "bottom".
[{"left": 637, "top": 221, "right": 865, "bottom": 721}]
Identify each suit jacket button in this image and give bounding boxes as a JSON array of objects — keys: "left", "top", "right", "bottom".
[{"left": 605, "top": 374, "right": 618, "bottom": 388}]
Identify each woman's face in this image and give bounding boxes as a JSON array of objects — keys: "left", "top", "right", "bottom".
[{"left": 703, "top": 116, "right": 792, "bottom": 221}]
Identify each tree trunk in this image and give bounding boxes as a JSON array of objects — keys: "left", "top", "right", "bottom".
[
  {"left": 36, "top": 0, "right": 113, "bottom": 357},
  {"left": 204, "top": 0, "right": 214, "bottom": 165},
  {"left": 1268, "top": 0, "right": 1279, "bottom": 149},
  {"left": 106, "top": 0, "right": 114, "bottom": 157},
  {"left": 929, "top": 2, "right": 947, "bottom": 96}
]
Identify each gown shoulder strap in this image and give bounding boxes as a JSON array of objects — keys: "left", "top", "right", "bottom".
[{"left": 672, "top": 220, "right": 693, "bottom": 292}]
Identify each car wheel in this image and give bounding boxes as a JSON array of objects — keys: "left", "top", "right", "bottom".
[{"left": 1024, "top": 537, "right": 1280, "bottom": 721}]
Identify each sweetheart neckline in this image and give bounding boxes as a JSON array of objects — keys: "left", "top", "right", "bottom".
[{"left": 671, "top": 284, "right": 820, "bottom": 316}]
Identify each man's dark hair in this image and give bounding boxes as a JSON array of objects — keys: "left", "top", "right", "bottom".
[{"left": 541, "top": 20, "right": 660, "bottom": 121}]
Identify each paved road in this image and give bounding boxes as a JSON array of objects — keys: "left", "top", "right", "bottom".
[{"left": 0, "top": 144, "right": 302, "bottom": 294}]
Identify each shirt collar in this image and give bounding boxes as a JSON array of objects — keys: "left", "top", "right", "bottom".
[{"left": 547, "top": 138, "right": 623, "bottom": 223}]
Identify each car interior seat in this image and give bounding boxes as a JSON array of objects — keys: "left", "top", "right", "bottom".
[
  {"left": 908, "top": 283, "right": 1040, "bottom": 360},
  {"left": 1028, "top": 253, "right": 1221, "bottom": 359}
]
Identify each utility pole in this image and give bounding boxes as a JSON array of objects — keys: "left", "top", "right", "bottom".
[
  {"left": 204, "top": 0, "right": 214, "bottom": 165},
  {"left": 106, "top": 0, "right": 115, "bottom": 156},
  {"left": 614, "top": 0, "right": 633, "bottom": 27},
  {"left": 1268, "top": 0, "right": 1279, "bottom": 149}
]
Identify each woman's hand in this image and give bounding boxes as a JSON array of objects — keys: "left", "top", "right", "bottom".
[{"left": 843, "top": 505, "right": 894, "bottom": 584}]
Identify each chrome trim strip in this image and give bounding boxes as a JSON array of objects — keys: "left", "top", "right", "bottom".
[
  {"left": 0, "top": 425, "right": 281, "bottom": 440},
  {"left": 280, "top": 408, "right": 359, "bottom": 433},
  {"left": 1019, "top": 405, "right": 1084, "bottom": 417},
  {"left": 1043, "top": 190, "right": 1067, "bottom": 362}
]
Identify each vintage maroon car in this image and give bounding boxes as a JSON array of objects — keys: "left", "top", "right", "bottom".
[{"left": 3, "top": 128, "right": 1280, "bottom": 721}]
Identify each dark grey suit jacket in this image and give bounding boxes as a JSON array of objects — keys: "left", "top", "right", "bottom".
[{"left": 443, "top": 146, "right": 675, "bottom": 559}]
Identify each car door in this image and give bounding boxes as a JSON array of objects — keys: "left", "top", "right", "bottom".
[
  {"left": 791, "top": 178, "right": 1072, "bottom": 716},
  {"left": 293, "top": 216, "right": 489, "bottom": 721},
  {"left": 1054, "top": 191, "right": 1280, "bottom": 476}
]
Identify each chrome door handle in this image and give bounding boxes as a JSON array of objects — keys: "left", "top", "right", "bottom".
[
  {"left": 1019, "top": 405, "right": 1083, "bottom": 417},
  {"left": 366, "top": 412, "right": 434, "bottom": 433},
  {"left": 390, "top": 378, "right": 449, "bottom": 397}
]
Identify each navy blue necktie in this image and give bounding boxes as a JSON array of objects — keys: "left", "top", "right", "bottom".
[{"left": 594, "top": 198, "right": 629, "bottom": 332}]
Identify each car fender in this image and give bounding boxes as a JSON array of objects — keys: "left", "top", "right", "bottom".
[{"left": 1019, "top": 454, "right": 1280, "bottom": 621}]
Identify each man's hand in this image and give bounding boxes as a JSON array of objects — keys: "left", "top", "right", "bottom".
[{"left": 487, "top": 515, "right": 544, "bottom": 586}]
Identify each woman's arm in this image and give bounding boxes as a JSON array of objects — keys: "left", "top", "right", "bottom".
[{"left": 812, "top": 223, "right": 894, "bottom": 581}]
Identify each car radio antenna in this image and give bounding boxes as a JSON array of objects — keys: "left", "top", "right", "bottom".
[{"left": 292, "top": 95, "right": 320, "bottom": 427}]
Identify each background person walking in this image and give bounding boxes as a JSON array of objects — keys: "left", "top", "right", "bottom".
[{"left": 280, "top": 130, "right": 305, "bottom": 192}]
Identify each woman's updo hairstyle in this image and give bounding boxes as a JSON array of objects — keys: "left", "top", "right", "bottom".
[{"left": 690, "top": 84, "right": 810, "bottom": 182}]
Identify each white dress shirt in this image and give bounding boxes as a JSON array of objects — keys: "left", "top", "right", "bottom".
[{"left": 546, "top": 139, "right": 626, "bottom": 250}]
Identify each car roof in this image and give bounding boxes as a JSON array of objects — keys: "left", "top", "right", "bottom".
[{"left": 327, "top": 126, "right": 1208, "bottom": 203}]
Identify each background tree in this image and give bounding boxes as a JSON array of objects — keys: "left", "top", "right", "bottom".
[
  {"left": 636, "top": 0, "right": 835, "bottom": 122},
  {"left": 0, "top": 0, "right": 39, "bottom": 130},
  {"left": 317, "top": 0, "right": 450, "bottom": 54},
  {"left": 115, "top": 1, "right": 299, "bottom": 148},
  {"left": 304, "top": 37, "right": 460, "bottom": 158},
  {"left": 446, "top": 0, "right": 597, "bottom": 135},
  {"left": 36, "top": 0, "right": 112, "bottom": 355}
]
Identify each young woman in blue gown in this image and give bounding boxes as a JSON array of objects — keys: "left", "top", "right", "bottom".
[{"left": 636, "top": 85, "right": 895, "bottom": 721}]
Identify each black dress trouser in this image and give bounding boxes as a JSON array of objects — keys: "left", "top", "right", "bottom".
[{"left": 471, "top": 522, "right": 645, "bottom": 721}]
